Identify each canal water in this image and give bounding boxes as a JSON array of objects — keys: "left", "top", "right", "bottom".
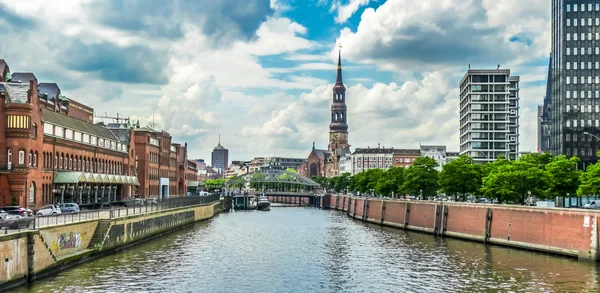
[{"left": 13, "top": 208, "right": 600, "bottom": 293}]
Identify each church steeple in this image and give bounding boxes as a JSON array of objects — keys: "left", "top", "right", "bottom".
[
  {"left": 329, "top": 43, "right": 349, "bottom": 153},
  {"left": 336, "top": 47, "right": 343, "bottom": 85}
]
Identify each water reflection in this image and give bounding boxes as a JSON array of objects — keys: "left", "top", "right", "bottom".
[{"left": 12, "top": 208, "right": 600, "bottom": 293}]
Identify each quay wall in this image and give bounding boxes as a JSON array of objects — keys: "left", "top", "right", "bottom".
[
  {"left": 324, "top": 195, "right": 600, "bottom": 261},
  {"left": 0, "top": 200, "right": 222, "bottom": 291}
]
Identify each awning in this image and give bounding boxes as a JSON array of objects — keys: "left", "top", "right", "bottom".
[
  {"left": 131, "top": 176, "right": 140, "bottom": 186},
  {"left": 94, "top": 174, "right": 103, "bottom": 183},
  {"left": 54, "top": 172, "right": 85, "bottom": 184},
  {"left": 188, "top": 181, "right": 199, "bottom": 187},
  {"left": 108, "top": 174, "right": 117, "bottom": 184},
  {"left": 85, "top": 173, "right": 95, "bottom": 183}
]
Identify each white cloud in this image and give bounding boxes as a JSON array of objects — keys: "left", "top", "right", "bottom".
[{"left": 331, "top": 0, "right": 370, "bottom": 23}]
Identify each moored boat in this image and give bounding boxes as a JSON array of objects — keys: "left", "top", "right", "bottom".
[{"left": 257, "top": 195, "right": 271, "bottom": 211}]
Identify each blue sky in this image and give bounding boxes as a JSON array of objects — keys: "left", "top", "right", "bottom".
[{"left": 0, "top": 0, "right": 550, "bottom": 162}]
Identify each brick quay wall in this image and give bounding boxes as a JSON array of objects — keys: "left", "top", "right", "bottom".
[{"left": 324, "top": 195, "right": 600, "bottom": 261}]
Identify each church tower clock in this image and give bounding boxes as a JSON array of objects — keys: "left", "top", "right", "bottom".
[{"left": 329, "top": 46, "right": 350, "bottom": 153}]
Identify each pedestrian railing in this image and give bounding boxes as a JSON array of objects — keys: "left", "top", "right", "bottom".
[{"left": 2, "top": 194, "right": 221, "bottom": 233}]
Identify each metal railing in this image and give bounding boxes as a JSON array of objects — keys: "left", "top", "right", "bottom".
[{"left": 2, "top": 194, "right": 220, "bottom": 233}]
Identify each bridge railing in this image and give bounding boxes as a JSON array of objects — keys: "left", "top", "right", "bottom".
[{"left": 6, "top": 194, "right": 222, "bottom": 232}]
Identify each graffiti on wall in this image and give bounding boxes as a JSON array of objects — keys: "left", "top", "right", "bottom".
[{"left": 51, "top": 232, "right": 87, "bottom": 252}]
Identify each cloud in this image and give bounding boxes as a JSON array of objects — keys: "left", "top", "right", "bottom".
[
  {"left": 336, "top": 0, "right": 550, "bottom": 71},
  {"left": 331, "top": 0, "right": 370, "bottom": 23}
]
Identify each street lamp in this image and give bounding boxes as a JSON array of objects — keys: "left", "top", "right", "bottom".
[{"left": 583, "top": 132, "right": 600, "bottom": 140}]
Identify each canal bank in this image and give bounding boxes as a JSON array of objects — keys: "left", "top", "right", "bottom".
[
  {"left": 324, "top": 194, "right": 600, "bottom": 261},
  {"left": 0, "top": 197, "right": 224, "bottom": 291}
]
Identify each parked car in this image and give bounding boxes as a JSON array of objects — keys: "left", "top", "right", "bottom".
[
  {"left": 584, "top": 201, "right": 599, "bottom": 209},
  {"left": 145, "top": 198, "right": 157, "bottom": 205},
  {"left": 0, "top": 209, "right": 7, "bottom": 219},
  {"left": 124, "top": 198, "right": 144, "bottom": 207},
  {"left": 36, "top": 205, "right": 62, "bottom": 216},
  {"left": 60, "top": 203, "right": 80, "bottom": 213},
  {"left": 2, "top": 206, "right": 32, "bottom": 217},
  {"left": 0, "top": 215, "right": 31, "bottom": 229}
]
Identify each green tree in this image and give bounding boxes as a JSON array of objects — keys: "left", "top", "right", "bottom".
[
  {"left": 481, "top": 160, "right": 551, "bottom": 204},
  {"left": 311, "top": 176, "right": 329, "bottom": 188},
  {"left": 439, "top": 155, "right": 483, "bottom": 201},
  {"left": 401, "top": 157, "right": 439, "bottom": 199},
  {"left": 336, "top": 172, "right": 352, "bottom": 193},
  {"left": 545, "top": 155, "right": 581, "bottom": 198},
  {"left": 205, "top": 178, "right": 226, "bottom": 190},
  {"left": 518, "top": 152, "right": 554, "bottom": 169},
  {"left": 578, "top": 152, "right": 600, "bottom": 196}
]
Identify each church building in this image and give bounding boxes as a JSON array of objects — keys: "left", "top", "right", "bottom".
[{"left": 297, "top": 48, "right": 351, "bottom": 178}]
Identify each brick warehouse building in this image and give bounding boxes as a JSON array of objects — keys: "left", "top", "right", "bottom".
[{"left": 0, "top": 59, "right": 197, "bottom": 208}]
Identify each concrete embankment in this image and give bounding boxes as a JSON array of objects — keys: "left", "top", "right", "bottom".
[
  {"left": 324, "top": 195, "right": 600, "bottom": 261},
  {"left": 0, "top": 199, "right": 223, "bottom": 291}
]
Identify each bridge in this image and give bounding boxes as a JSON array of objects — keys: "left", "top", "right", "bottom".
[{"left": 225, "top": 169, "right": 324, "bottom": 207}]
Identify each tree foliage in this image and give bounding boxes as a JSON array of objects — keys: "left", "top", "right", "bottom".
[
  {"left": 401, "top": 157, "right": 439, "bottom": 199},
  {"left": 439, "top": 155, "right": 483, "bottom": 201}
]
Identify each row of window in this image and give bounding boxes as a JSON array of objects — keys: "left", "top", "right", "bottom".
[
  {"left": 566, "top": 104, "right": 600, "bottom": 112},
  {"left": 566, "top": 3, "right": 600, "bottom": 12},
  {"left": 566, "top": 61, "right": 600, "bottom": 69},
  {"left": 6, "top": 149, "right": 37, "bottom": 170},
  {"left": 566, "top": 18, "right": 600, "bottom": 27},
  {"left": 566, "top": 90, "right": 600, "bottom": 98},
  {"left": 565, "top": 119, "right": 600, "bottom": 127},
  {"left": 565, "top": 47, "right": 599, "bottom": 55},
  {"left": 566, "top": 147, "right": 595, "bottom": 157},
  {"left": 565, "top": 76, "right": 600, "bottom": 84},
  {"left": 41, "top": 151, "right": 124, "bottom": 175},
  {"left": 566, "top": 32, "right": 600, "bottom": 41},
  {"left": 43, "top": 123, "right": 126, "bottom": 153},
  {"left": 566, "top": 133, "right": 597, "bottom": 142}
]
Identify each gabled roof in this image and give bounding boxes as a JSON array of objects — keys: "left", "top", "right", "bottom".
[
  {"left": 10, "top": 72, "right": 36, "bottom": 83},
  {"left": 42, "top": 108, "right": 118, "bottom": 141},
  {"left": 0, "top": 83, "right": 29, "bottom": 103},
  {"left": 313, "top": 149, "right": 328, "bottom": 159}
]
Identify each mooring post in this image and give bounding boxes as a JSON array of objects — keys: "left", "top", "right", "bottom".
[
  {"left": 404, "top": 203, "right": 410, "bottom": 230},
  {"left": 363, "top": 199, "right": 368, "bottom": 222},
  {"left": 484, "top": 208, "right": 492, "bottom": 243},
  {"left": 380, "top": 200, "right": 385, "bottom": 225}
]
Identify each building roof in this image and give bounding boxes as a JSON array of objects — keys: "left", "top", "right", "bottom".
[
  {"left": 109, "top": 128, "right": 131, "bottom": 144},
  {"left": 314, "top": 149, "right": 328, "bottom": 159},
  {"left": 42, "top": 108, "right": 118, "bottom": 141},
  {"left": 10, "top": 72, "right": 37, "bottom": 83},
  {"left": 0, "top": 82, "right": 29, "bottom": 103},
  {"left": 447, "top": 152, "right": 460, "bottom": 157},
  {"left": 353, "top": 147, "right": 420, "bottom": 155},
  {"left": 38, "top": 83, "right": 60, "bottom": 101}
]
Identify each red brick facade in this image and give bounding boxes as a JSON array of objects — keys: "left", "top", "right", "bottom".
[{"left": 0, "top": 59, "right": 195, "bottom": 208}]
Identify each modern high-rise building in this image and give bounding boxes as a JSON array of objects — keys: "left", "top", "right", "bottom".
[
  {"left": 540, "top": 56, "right": 552, "bottom": 153},
  {"left": 552, "top": 1, "right": 600, "bottom": 169},
  {"left": 459, "top": 69, "right": 520, "bottom": 162},
  {"left": 537, "top": 105, "right": 544, "bottom": 152},
  {"left": 210, "top": 135, "right": 228, "bottom": 176}
]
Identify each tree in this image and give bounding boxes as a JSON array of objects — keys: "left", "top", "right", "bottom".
[
  {"left": 481, "top": 160, "right": 551, "bottom": 204},
  {"left": 401, "top": 157, "right": 439, "bottom": 199},
  {"left": 519, "top": 152, "right": 554, "bottom": 169},
  {"left": 311, "top": 176, "right": 329, "bottom": 189},
  {"left": 545, "top": 155, "right": 581, "bottom": 198},
  {"left": 578, "top": 152, "right": 600, "bottom": 196},
  {"left": 439, "top": 155, "right": 483, "bottom": 201},
  {"left": 205, "top": 178, "right": 226, "bottom": 190},
  {"left": 336, "top": 172, "right": 352, "bottom": 193}
]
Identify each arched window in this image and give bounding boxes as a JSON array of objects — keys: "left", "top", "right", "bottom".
[
  {"left": 34, "top": 152, "right": 37, "bottom": 167},
  {"left": 18, "top": 149, "right": 25, "bottom": 165},
  {"left": 55, "top": 152, "right": 58, "bottom": 168},
  {"left": 28, "top": 151, "right": 32, "bottom": 166},
  {"left": 7, "top": 149, "right": 12, "bottom": 170},
  {"left": 29, "top": 182, "right": 35, "bottom": 204},
  {"left": 32, "top": 123, "right": 37, "bottom": 138}
]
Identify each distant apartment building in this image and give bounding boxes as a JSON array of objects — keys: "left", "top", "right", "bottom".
[
  {"left": 459, "top": 69, "right": 520, "bottom": 162},
  {"left": 392, "top": 149, "right": 421, "bottom": 168},
  {"left": 247, "top": 157, "right": 304, "bottom": 172}
]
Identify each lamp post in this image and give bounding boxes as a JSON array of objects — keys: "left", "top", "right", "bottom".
[{"left": 583, "top": 132, "right": 600, "bottom": 141}]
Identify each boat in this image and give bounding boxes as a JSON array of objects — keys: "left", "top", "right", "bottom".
[{"left": 257, "top": 195, "right": 271, "bottom": 211}]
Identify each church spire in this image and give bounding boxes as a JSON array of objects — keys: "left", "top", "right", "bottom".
[{"left": 336, "top": 44, "right": 343, "bottom": 85}]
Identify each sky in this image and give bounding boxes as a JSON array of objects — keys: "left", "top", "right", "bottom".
[{"left": 0, "top": 0, "right": 550, "bottom": 162}]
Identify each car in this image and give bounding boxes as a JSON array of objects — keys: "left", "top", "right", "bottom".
[
  {"left": 584, "top": 201, "right": 599, "bottom": 209},
  {"left": 60, "top": 203, "right": 80, "bottom": 213},
  {"left": 36, "top": 205, "right": 62, "bottom": 216},
  {"left": 145, "top": 198, "right": 157, "bottom": 205},
  {"left": 0, "top": 215, "right": 31, "bottom": 229},
  {"left": 2, "top": 206, "right": 31, "bottom": 217},
  {"left": 124, "top": 198, "right": 144, "bottom": 207},
  {"left": 0, "top": 209, "right": 7, "bottom": 219}
]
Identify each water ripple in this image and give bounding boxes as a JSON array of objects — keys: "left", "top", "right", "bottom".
[{"left": 11, "top": 208, "right": 600, "bottom": 293}]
